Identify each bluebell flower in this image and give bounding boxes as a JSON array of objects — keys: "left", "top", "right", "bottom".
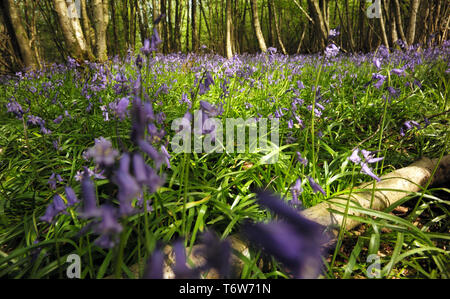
[
  {"left": 194, "top": 230, "right": 231, "bottom": 278},
  {"left": 307, "top": 177, "right": 326, "bottom": 195},
  {"left": 173, "top": 239, "right": 200, "bottom": 279},
  {"left": 79, "top": 173, "right": 102, "bottom": 218},
  {"left": 94, "top": 205, "right": 123, "bottom": 237},
  {"left": 6, "top": 99, "right": 24, "bottom": 119},
  {"left": 243, "top": 191, "right": 328, "bottom": 278},
  {"left": 296, "top": 152, "right": 308, "bottom": 166},
  {"left": 325, "top": 43, "right": 339, "bottom": 58},
  {"left": 65, "top": 186, "right": 79, "bottom": 206},
  {"left": 290, "top": 178, "right": 303, "bottom": 205},
  {"left": 48, "top": 173, "right": 63, "bottom": 190},
  {"left": 143, "top": 247, "right": 165, "bottom": 279},
  {"left": 85, "top": 137, "right": 119, "bottom": 167},
  {"left": 348, "top": 148, "right": 383, "bottom": 182},
  {"left": 40, "top": 194, "right": 67, "bottom": 223},
  {"left": 113, "top": 153, "right": 140, "bottom": 216}
]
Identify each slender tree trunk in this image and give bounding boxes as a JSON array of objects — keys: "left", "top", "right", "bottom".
[
  {"left": 80, "top": 0, "right": 95, "bottom": 51},
  {"left": 307, "top": 0, "right": 328, "bottom": 49},
  {"left": 393, "top": 0, "right": 406, "bottom": 43},
  {"left": 272, "top": 0, "right": 287, "bottom": 54},
  {"left": 379, "top": 0, "right": 389, "bottom": 48},
  {"left": 200, "top": 0, "right": 212, "bottom": 46},
  {"left": 185, "top": 0, "right": 190, "bottom": 52},
  {"left": 226, "top": 0, "right": 233, "bottom": 58},
  {"left": 161, "top": 0, "right": 168, "bottom": 53},
  {"left": 191, "top": 0, "right": 198, "bottom": 51},
  {"left": 174, "top": 0, "right": 182, "bottom": 51},
  {"left": 110, "top": 0, "right": 119, "bottom": 55},
  {"left": 250, "top": 0, "right": 267, "bottom": 53},
  {"left": 407, "top": 0, "right": 420, "bottom": 46},
  {"left": 387, "top": 0, "right": 398, "bottom": 45},
  {"left": 93, "top": 0, "right": 108, "bottom": 61}
]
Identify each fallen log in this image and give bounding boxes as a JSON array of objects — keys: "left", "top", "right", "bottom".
[{"left": 109, "top": 155, "right": 450, "bottom": 278}]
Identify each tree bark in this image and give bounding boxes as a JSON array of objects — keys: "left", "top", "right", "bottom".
[
  {"left": 191, "top": 0, "right": 198, "bottom": 51},
  {"left": 93, "top": 0, "right": 108, "bottom": 61},
  {"left": 307, "top": 0, "right": 328, "bottom": 50},
  {"left": 80, "top": 0, "right": 96, "bottom": 51},
  {"left": 226, "top": 0, "right": 233, "bottom": 58},
  {"left": 392, "top": 0, "right": 406, "bottom": 44},
  {"left": 406, "top": 0, "right": 420, "bottom": 46},
  {"left": 1, "top": 0, "right": 37, "bottom": 68},
  {"left": 250, "top": 0, "right": 267, "bottom": 53},
  {"left": 53, "top": 0, "right": 92, "bottom": 60},
  {"left": 379, "top": 0, "right": 390, "bottom": 48},
  {"left": 271, "top": 0, "right": 287, "bottom": 54}
]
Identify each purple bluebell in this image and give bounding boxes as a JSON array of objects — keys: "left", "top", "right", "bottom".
[
  {"left": 348, "top": 148, "right": 383, "bottom": 182},
  {"left": 40, "top": 194, "right": 67, "bottom": 223},
  {"left": 198, "top": 72, "right": 214, "bottom": 95},
  {"left": 79, "top": 173, "right": 101, "bottom": 218},
  {"left": 373, "top": 57, "right": 382, "bottom": 69},
  {"left": 53, "top": 115, "right": 63, "bottom": 124},
  {"left": 85, "top": 137, "right": 119, "bottom": 167},
  {"left": 372, "top": 73, "right": 386, "bottom": 89},
  {"left": 173, "top": 239, "right": 200, "bottom": 279},
  {"left": 143, "top": 247, "right": 165, "bottom": 279},
  {"left": 328, "top": 28, "right": 340, "bottom": 39},
  {"left": 243, "top": 191, "right": 328, "bottom": 278},
  {"left": 325, "top": 43, "right": 339, "bottom": 58},
  {"left": 65, "top": 186, "right": 79, "bottom": 206},
  {"left": 290, "top": 178, "right": 303, "bottom": 205},
  {"left": 308, "top": 177, "right": 326, "bottom": 195},
  {"left": 391, "top": 68, "right": 405, "bottom": 76},
  {"left": 48, "top": 173, "right": 63, "bottom": 190},
  {"left": 115, "top": 97, "right": 130, "bottom": 120},
  {"left": 94, "top": 205, "right": 123, "bottom": 239},
  {"left": 194, "top": 230, "right": 231, "bottom": 278},
  {"left": 296, "top": 152, "right": 308, "bottom": 166},
  {"left": 113, "top": 153, "right": 140, "bottom": 216},
  {"left": 6, "top": 99, "right": 24, "bottom": 119}
]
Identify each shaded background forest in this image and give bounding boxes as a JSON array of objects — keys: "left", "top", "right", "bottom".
[{"left": 0, "top": 0, "right": 449, "bottom": 73}]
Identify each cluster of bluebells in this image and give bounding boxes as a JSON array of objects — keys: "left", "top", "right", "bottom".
[
  {"left": 348, "top": 148, "right": 384, "bottom": 182},
  {"left": 324, "top": 28, "right": 340, "bottom": 59},
  {"left": 144, "top": 230, "right": 231, "bottom": 279},
  {"left": 242, "top": 191, "right": 329, "bottom": 278},
  {"left": 40, "top": 187, "right": 79, "bottom": 223},
  {"left": 143, "top": 191, "right": 329, "bottom": 279}
]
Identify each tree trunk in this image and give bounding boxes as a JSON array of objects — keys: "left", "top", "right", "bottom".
[
  {"left": 191, "top": 0, "right": 198, "bottom": 51},
  {"left": 226, "top": 0, "right": 233, "bottom": 58},
  {"left": 53, "top": 0, "right": 93, "bottom": 60},
  {"left": 250, "top": 0, "right": 267, "bottom": 53},
  {"left": 406, "top": 0, "right": 420, "bottom": 46},
  {"left": 185, "top": 0, "right": 190, "bottom": 52},
  {"left": 161, "top": 0, "right": 168, "bottom": 53},
  {"left": 174, "top": 0, "right": 182, "bottom": 51},
  {"left": 379, "top": 0, "right": 390, "bottom": 48},
  {"left": 1, "top": 0, "right": 37, "bottom": 68},
  {"left": 307, "top": 0, "right": 328, "bottom": 50},
  {"left": 93, "top": 0, "right": 108, "bottom": 61},
  {"left": 80, "top": 0, "right": 96, "bottom": 51},
  {"left": 393, "top": 0, "right": 406, "bottom": 43},
  {"left": 272, "top": 0, "right": 287, "bottom": 54}
]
